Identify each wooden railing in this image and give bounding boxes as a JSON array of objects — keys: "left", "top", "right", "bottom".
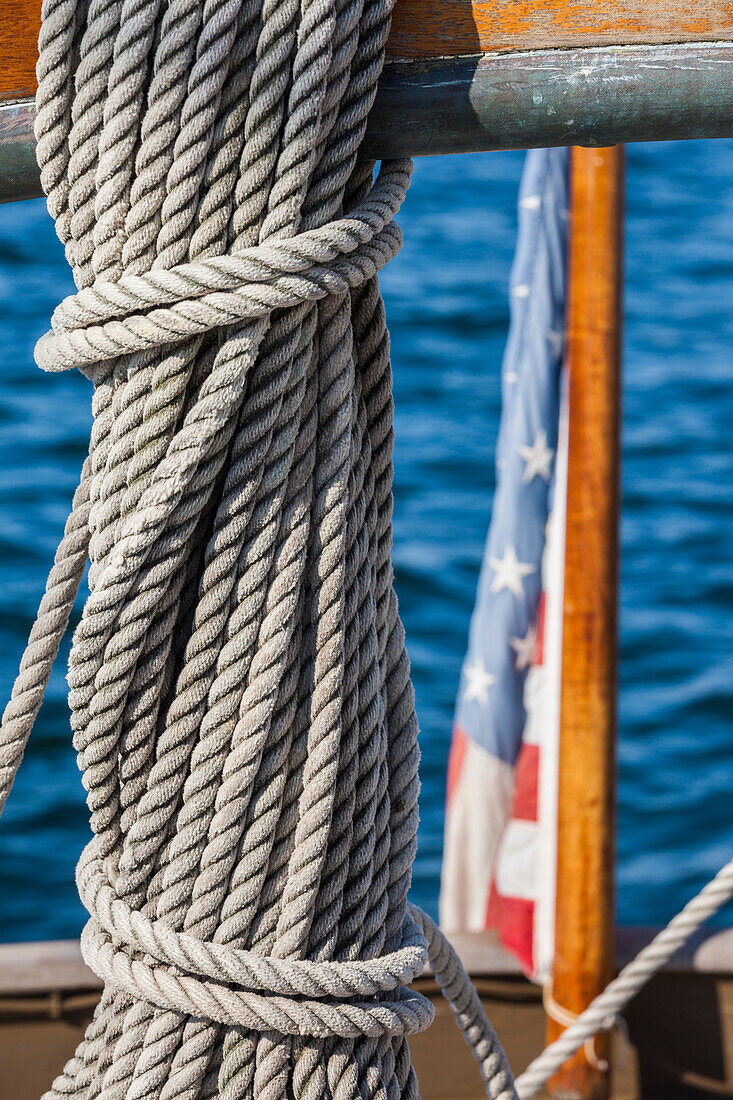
[
  {"left": 1, "top": 3, "right": 733, "bottom": 176},
  {"left": 2, "top": 0, "right": 733, "bottom": 98}
]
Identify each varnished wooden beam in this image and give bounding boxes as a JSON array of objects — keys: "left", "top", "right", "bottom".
[
  {"left": 388, "top": 0, "right": 733, "bottom": 60},
  {"left": 1, "top": 3, "right": 733, "bottom": 187},
  {"left": 0, "top": 1, "right": 41, "bottom": 102},
  {"left": 2, "top": 0, "right": 733, "bottom": 101},
  {"left": 546, "top": 145, "right": 623, "bottom": 1100}
]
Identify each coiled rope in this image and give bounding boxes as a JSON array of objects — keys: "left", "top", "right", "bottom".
[
  {"left": 0, "top": 2, "right": 731, "bottom": 1099},
  {"left": 1, "top": 0, "right": 520, "bottom": 1097}
]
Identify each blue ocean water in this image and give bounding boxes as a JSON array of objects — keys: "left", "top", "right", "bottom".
[{"left": 0, "top": 142, "right": 732, "bottom": 943}]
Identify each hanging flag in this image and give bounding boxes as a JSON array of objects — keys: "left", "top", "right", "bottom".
[{"left": 439, "top": 147, "right": 569, "bottom": 982}]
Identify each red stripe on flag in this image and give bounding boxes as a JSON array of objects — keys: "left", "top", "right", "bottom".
[
  {"left": 486, "top": 884, "right": 535, "bottom": 975},
  {"left": 445, "top": 724, "right": 468, "bottom": 807},
  {"left": 510, "top": 743, "right": 539, "bottom": 822}
]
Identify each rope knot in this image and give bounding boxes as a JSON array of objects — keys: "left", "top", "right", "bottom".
[
  {"left": 76, "top": 839, "right": 435, "bottom": 1039},
  {"left": 35, "top": 161, "right": 412, "bottom": 376}
]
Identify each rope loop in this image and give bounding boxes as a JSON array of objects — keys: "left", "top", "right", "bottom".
[
  {"left": 35, "top": 160, "right": 413, "bottom": 375},
  {"left": 542, "top": 986, "right": 610, "bottom": 1073},
  {"left": 77, "top": 839, "right": 435, "bottom": 1039}
]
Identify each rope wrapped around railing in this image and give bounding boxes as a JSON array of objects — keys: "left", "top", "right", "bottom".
[{"left": 35, "top": 161, "right": 411, "bottom": 373}]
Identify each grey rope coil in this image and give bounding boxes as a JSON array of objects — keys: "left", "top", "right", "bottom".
[
  {"left": 2, "top": 1, "right": 519, "bottom": 1098},
  {"left": 2, "top": 2, "right": 731, "bottom": 1099}
]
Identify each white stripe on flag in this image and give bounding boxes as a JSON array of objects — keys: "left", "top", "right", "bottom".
[
  {"left": 494, "top": 819, "right": 539, "bottom": 901},
  {"left": 440, "top": 736, "right": 514, "bottom": 933},
  {"left": 533, "top": 367, "right": 569, "bottom": 982}
]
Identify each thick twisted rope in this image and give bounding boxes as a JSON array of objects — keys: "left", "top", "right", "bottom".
[
  {"left": 2, "top": 3, "right": 731, "bottom": 1100},
  {"left": 36, "top": 162, "right": 409, "bottom": 372},
  {"left": 2, "top": 3, "right": 519, "bottom": 1100},
  {"left": 0, "top": 457, "right": 91, "bottom": 810}
]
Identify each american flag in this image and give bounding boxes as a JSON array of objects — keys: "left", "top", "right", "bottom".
[{"left": 439, "top": 147, "right": 569, "bottom": 982}]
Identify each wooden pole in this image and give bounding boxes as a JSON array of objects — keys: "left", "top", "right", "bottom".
[{"left": 546, "top": 145, "right": 624, "bottom": 1100}]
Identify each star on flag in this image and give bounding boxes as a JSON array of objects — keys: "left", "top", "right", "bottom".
[
  {"left": 510, "top": 625, "right": 537, "bottom": 671},
  {"left": 462, "top": 657, "right": 496, "bottom": 707},
  {"left": 489, "top": 545, "right": 536, "bottom": 599},
  {"left": 518, "top": 429, "right": 554, "bottom": 484}
]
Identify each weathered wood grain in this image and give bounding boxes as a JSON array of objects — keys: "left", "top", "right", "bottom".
[
  {"left": 0, "top": 0, "right": 41, "bottom": 101},
  {"left": 546, "top": 145, "right": 623, "bottom": 1100},
  {"left": 1, "top": 0, "right": 733, "bottom": 102},
  {"left": 388, "top": 1, "right": 733, "bottom": 61}
]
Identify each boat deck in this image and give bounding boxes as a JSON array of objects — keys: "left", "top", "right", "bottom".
[{"left": 1, "top": 932, "right": 731, "bottom": 1100}]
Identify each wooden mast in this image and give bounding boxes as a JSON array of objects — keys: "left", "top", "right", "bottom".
[{"left": 545, "top": 145, "right": 624, "bottom": 1099}]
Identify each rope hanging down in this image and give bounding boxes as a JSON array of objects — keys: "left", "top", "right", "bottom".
[
  {"left": 2, "top": 0, "right": 520, "bottom": 1096},
  {"left": 0, "top": 2, "right": 731, "bottom": 1099}
]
